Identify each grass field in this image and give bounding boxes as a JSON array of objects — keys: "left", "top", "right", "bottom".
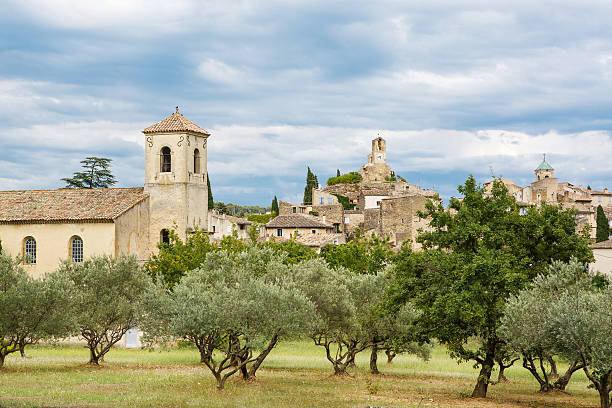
[{"left": 0, "top": 341, "right": 600, "bottom": 408}]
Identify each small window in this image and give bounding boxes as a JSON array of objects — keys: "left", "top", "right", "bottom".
[
  {"left": 312, "top": 229, "right": 316, "bottom": 234},
  {"left": 328, "top": 198, "right": 332, "bottom": 204},
  {"left": 70, "top": 236, "right": 83, "bottom": 263},
  {"left": 212, "top": 226, "right": 216, "bottom": 233},
  {"left": 160, "top": 229, "right": 170, "bottom": 245},
  {"left": 160, "top": 147, "right": 171, "bottom": 172},
  {"left": 24, "top": 237, "right": 36, "bottom": 264},
  {"left": 194, "top": 149, "right": 201, "bottom": 174},
  {"left": 292, "top": 207, "right": 297, "bottom": 214},
  {"left": 598, "top": 196, "right": 602, "bottom": 202},
  {"left": 319, "top": 198, "right": 324, "bottom": 204},
  {"left": 345, "top": 217, "right": 350, "bottom": 224},
  {"left": 277, "top": 229, "right": 283, "bottom": 237}
]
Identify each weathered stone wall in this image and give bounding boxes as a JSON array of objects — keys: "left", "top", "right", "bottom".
[
  {"left": 380, "top": 195, "right": 428, "bottom": 247},
  {"left": 343, "top": 210, "right": 364, "bottom": 236},
  {"left": 311, "top": 204, "right": 344, "bottom": 232},
  {"left": 363, "top": 209, "right": 381, "bottom": 234}
]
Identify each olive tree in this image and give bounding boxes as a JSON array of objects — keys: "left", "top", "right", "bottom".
[
  {"left": 143, "top": 248, "right": 315, "bottom": 389},
  {"left": 501, "top": 259, "right": 595, "bottom": 391},
  {"left": 0, "top": 253, "right": 74, "bottom": 367},
  {"left": 291, "top": 259, "right": 384, "bottom": 375},
  {"left": 549, "top": 286, "right": 612, "bottom": 408},
  {"left": 59, "top": 255, "right": 153, "bottom": 365}
]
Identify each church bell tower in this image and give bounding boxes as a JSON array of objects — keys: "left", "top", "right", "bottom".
[{"left": 143, "top": 107, "right": 210, "bottom": 252}]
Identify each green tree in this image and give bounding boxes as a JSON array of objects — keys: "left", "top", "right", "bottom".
[
  {"left": 271, "top": 196, "right": 279, "bottom": 215},
  {"left": 320, "top": 233, "right": 394, "bottom": 276},
  {"left": 303, "top": 167, "right": 318, "bottom": 205},
  {"left": 292, "top": 259, "right": 389, "bottom": 375},
  {"left": 336, "top": 169, "right": 341, "bottom": 177},
  {"left": 207, "top": 174, "right": 214, "bottom": 209},
  {"left": 143, "top": 248, "right": 314, "bottom": 389},
  {"left": 263, "top": 239, "right": 318, "bottom": 265},
  {"left": 60, "top": 255, "right": 153, "bottom": 365},
  {"left": 501, "top": 259, "right": 596, "bottom": 391},
  {"left": 0, "top": 253, "right": 74, "bottom": 367},
  {"left": 145, "top": 230, "right": 216, "bottom": 288},
  {"left": 327, "top": 172, "right": 362, "bottom": 186},
  {"left": 387, "top": 176, "right": 593, "bottom": 398},
  {"left": 596, "top": 205, "right": 609, "bottom": 242},
  {"left": 61, "top": 157, "right": 117, "bottom": 188},
  {"left": 548, "top": 284, "right": 612, "bottom": 408}
]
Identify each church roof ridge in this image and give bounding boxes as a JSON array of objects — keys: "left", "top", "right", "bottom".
[
  {"left": 143, "top": 107, "right": 210, "bottom": 136},
  {"left": 0, "top": 187, "right": 148, "bottom": 223}
]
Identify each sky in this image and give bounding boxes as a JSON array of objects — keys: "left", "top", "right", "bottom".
[{"left": 1, "top": 0, "right": 611, "bottom": 206}]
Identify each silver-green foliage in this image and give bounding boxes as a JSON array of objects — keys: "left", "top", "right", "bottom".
[
  {"left": 145, "top": 247, "right": 315, "bottom": 389},
  {"left": 501, "top": 258, "right": 592, "bottom": 391},
  {"left": 291, "top": 259, "right": 388, "bottom": 375},
  {"left": 58, "top": 254, "right": 153, "bottom": 365},
  {"left": 502, "top": 259, "right": 612, "bottom": 407},
  {"left": 548, "top": 285, "right": 612, "bottom": 407},
  {"left": 0, "top": 252, "right": 74, "bottom": 367}
]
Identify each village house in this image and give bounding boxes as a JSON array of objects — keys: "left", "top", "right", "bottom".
[
  {"left": 207, "top": 210, "right": 252, "bottom": 241},
  {"left": 0, "top": 108, "right": 210, "bottom": 276},
  {"left": 280, "top": 136, "right": 438, "bottom": 247},
  {"left": 263, "top": 215, "right": 335, "bottom": 239}
]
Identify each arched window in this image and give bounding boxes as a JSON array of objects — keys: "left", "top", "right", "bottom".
[
  {"left": 194, "top": 149, "right": 201, "bottom": 174},
  {"left": 70, "top": 236, "right": 83, "bottom": 263},
  {"left": 160, "top": 147, "right": 171, "bottom": 172},
  {"left": 160, "top": 229, "right": 170, "bottom": 245},
  {"left": 24, "top": 237, "right": 36, "bottom": 264}
]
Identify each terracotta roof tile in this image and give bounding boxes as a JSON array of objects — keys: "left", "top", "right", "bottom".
[
  {"left": 143, "top": 108, "right": 210, "bottom": 136},
  {"left": 0, "top": 188, "right": 148, "bottom": 223},
  {"left": 592, "top": 239, "right": 612, "bottom": 249},
  {"left": 265, "top": 215, "right": 332, "bottom": 229},
  {"left": 295, "top": 233, "right": 345, "bottom": 247}
]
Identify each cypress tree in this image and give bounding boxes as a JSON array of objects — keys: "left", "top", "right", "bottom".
[
  {"left": 596, "top": 205, "right": 609, "bottom": 242},
  {"left": 336, "top": 169, "right": 341, "bottom": 177},
  {"left": 271, "top": 196, "right": 279, "bottom": 215},
  {"left": 303, "top": 167, "right": 318, "bottom": 205},
  {"left": 207, "top": 174, "right": 214, "bottom": 209}
]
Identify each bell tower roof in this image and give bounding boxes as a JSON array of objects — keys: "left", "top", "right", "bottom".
[
  {"left": 143, "top": 107, "right": 210, "bottom": 136},
  {"left": 535, "top": 154, "right": 554, "bottom": 171}
]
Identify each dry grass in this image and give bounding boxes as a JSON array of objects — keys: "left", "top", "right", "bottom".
[{"left": 0, "top": 341, "right": 600, "bottom": 408}]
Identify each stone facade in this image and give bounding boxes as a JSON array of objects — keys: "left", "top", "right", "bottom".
[
  {"left": 359, "top": 137, "right": 392, "bottom": 182},
  {"left": 207, "top": 210, "right": 252, "bottom": 241},
  {"left": 379, "top": 195, "right": 428, "bottom": 247}
]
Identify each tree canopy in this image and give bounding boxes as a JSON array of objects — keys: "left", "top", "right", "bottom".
[
  {"left": 387, "top": 176, "right": 593, "bottom": 398},
  {"left": 61, "top": 157, "right": 117, "bottom": 189}
]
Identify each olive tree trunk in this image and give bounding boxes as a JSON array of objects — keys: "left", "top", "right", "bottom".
[
  {"left": 471, "top": 340, "right": 496, "bottom": 398},
  {"left": 370, "top": 344, "right": 380, "bottom": 375}
]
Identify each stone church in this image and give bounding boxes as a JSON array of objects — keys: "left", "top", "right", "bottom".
[{"left": 0, "top": 108, "right": 210, "bottom": 277}]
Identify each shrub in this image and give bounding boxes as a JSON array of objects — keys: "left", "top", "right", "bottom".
[{"left": 327, "top": 172, "right": 362, "bottom": 186}]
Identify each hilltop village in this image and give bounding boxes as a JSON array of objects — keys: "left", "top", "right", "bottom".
[{"left": 0, "top": 110, "right": 611, "bottom": 276}]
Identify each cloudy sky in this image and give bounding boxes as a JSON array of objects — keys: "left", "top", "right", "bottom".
[{"left": 1, "top": 1, "right": 611, "bottom": 205}]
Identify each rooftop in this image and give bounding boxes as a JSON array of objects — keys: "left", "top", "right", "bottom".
[
  {"left": 0, "top": 188, "right": 148, "bottom": 223},
  {"left": 143, "top": 107, "right": 210, "bottom": 136},
  {"left": 536, "top": 155, "right": 554, "bottom": 171},
  {"left": 265, "top": 215, "right": 332, "bottom": 229},
  {"left": 592, "top": 239, "right": 612, "bottom": 249}
]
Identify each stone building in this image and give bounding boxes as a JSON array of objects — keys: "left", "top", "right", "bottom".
[
  {"left": 207, "top": 211, "right": 252, "bottom": 241},
  {"left": 280, "top": 136, "right": 438, "bottom": 248},
  {"left": 263, "top": 215, "right": 335, "bottom": 239},
  {"left": 591, "top": 239, "right": 612, "bottom": 277},
  {"left": 484, "top": 156, "right": 612, "bottom": 240},
  {"left": 359, "top": 137, "right": 392, "bottom": 182},
  {"left": 0, "top": 108, "right": 210, "bottom": 276}
]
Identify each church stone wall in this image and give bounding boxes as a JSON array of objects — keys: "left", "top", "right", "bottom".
[{"left": 114, "top": 199, "right": 150, "bottom": 260}]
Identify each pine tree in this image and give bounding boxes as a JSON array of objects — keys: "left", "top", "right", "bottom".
[
  {"left": 336, "top": 169, "right": 341, "bottom": 177},
  {"left": 303, "top": 167, "right": 318, "bottom": 205},
  {"left": 207, "top": 174, "right": 214, "bottom": 209},
  {"left": 61, "top": 157, "right": 117, "bottom": 188},
  {"left": 596, "top": 205, "right": 609, "bottom": 242},
  {"left": 271, "top": 196, "right": 279, "bottom": 215}
]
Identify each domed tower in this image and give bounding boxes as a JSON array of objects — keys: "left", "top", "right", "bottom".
[
  {"left": 535, "top": 154, "right": 554, "bottom": 181},
  {"left": 143, "top": 107, "right": 210, "bottom": 251}
]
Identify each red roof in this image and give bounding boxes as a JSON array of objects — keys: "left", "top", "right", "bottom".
[{"left": 0, "top": 188, "right": 148, "bottom": 223}]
